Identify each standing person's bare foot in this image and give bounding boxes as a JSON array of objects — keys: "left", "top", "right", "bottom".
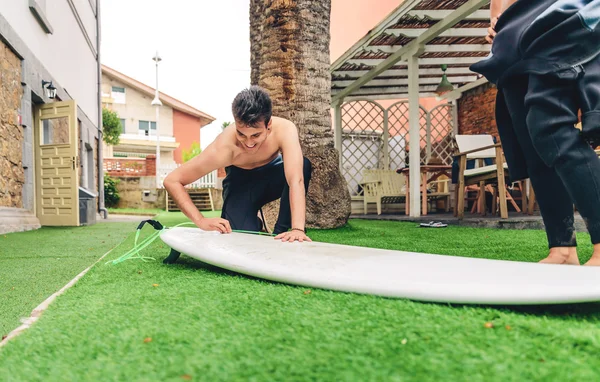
[
  {"left": 584, "top": 244, "right": 600, "bottom": 266},
  {"left": 539, "top": 247, "right": 580, "bottom": 265}
]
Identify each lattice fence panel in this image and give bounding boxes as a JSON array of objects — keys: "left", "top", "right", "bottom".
[
  {"left": 428, "top": 105, "right": 454, "bottom": 165},
  {"left": 339, "top": 100, "right": 455, "bottom": 198},
  {"left": 387, "top": 101, "right": 428, "bottom": 169},
  {"left": 341, "top": 100, "right": 385, "bottom": 196}
]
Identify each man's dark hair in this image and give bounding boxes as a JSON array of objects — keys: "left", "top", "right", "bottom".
[{"left": 232, "top": 86, "right": 272, "bottom": 128}]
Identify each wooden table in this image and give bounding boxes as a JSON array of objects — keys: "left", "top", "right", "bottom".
[{"left": 397, "top": 165, "right": 452, "bottom": 215}]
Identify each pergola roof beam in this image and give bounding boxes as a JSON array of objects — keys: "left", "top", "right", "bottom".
[
  {"left": 330, "top": 0, "right": 423, "bottom": 72},
  {"left": 333, "top": 67, "right": 476, "bottom": 78},
  {"left": 332, "top": 85, "right": 439, "bottom": 97},
  {"left": 331, "top": 0, "right": 491, "bottom": 102},
  {"left": 343, "top": 93, "right": 439, "bottom": 101},
  {"left": 362, "top": 44, "right": 491, "bottom": 54},
  {"left": 386, "top": 28, "right": 488, "bottom": 38},
  {"left": 406, "top": 9, "right": 490, "bottom": 20},
  {"left": 333, "top": 76, "right": 477, "bottom": 87},
  {"left": 347, "top": 56, "right": 482, "bottom": 66}
]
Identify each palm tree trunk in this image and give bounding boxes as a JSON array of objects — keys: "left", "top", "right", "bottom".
[{"left": 249, "top": 0, "right": 351, "bottom": 229}]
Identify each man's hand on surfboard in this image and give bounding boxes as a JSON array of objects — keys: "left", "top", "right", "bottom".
[
  {"left": 196, "top": 217, "right": 232, "bottom": 234},
  {"left": 275, "top": 229, "right": 312, "bottom": 243}
]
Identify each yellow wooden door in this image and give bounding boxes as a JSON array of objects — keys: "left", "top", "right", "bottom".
[{"left": 34, "top": 100, "right": 79, "bottom": 226}]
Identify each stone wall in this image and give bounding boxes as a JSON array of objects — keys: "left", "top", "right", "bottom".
[
  {"left": 210, "top": 188, "right": 223, "bottom": 210},
  {"left": 113, "top": 176, "right": 166, "bottom": 210},
  {"left": 111, "top": 174, "right": 222, "bottom": 212},
  {"left": 457, "top": 82, "right": 499, "bottom": 139},
  {"left": 0, "top": 39, "right": 24, "bottom": 208}
]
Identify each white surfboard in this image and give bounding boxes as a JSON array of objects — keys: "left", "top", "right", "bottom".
[{"left": 160, "top": 227, "right": 600, "bottom": 305}]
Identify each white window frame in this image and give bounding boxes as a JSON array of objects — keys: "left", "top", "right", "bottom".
[
  {"left": 138, "top": 120, "right": 157, "bottom": 136},
  {"left": 111, "top": 86, "right": 126, "bottom": 104}
]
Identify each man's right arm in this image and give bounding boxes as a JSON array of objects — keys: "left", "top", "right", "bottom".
[
  {"left": 490, "top": 0, "right": 502, "bottom": 19},
  {"left": 163, "top": 138, "right": 233, "bottom": 233},
  {"left": 487, "top": 0, "right": 503, "bottom": 43}
]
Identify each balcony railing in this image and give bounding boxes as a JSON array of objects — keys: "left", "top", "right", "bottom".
[
  {"left": 103, "top": 156, "right": 217, "bottom": 189},
  {"left": 103, "top": 158, "right": 149, "bottom": 176},
  {"left": 120, "top": 133, "right": 176, "bottom": 143},
  {"left": 158, "top": 164, "right": 216, "bottom": 189}
]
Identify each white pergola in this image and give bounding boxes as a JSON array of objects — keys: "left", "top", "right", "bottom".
[{"left": 331, "top": 0, "right": 491, "bottom": 217}]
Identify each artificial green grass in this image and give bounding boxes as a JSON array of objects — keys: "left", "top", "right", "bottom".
[
  {"left": 1, "top": 213, "right": 600, "bottom": 381},
  {"left": 0, "top": 222, "right": 136, "bottom": 339}
]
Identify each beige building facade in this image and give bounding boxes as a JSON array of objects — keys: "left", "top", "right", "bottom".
[
  {"left": 102, "top": 68, "right": 177, "bottom": 163},
  {"left": 0, "top": 0, "right": 103, "bottom": 233},
  {"left": 101, "top": 65, "right": 214, "bottom": 166}
]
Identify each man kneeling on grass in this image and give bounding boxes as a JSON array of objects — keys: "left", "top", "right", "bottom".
[{"left": 163, "top": 86, "right": 312, "bottom": 242}]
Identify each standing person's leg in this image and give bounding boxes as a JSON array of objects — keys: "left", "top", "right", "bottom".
[
  {"left": 525, "top": 64, "right": 600, "bottom": 265},
  {"left": 575, "top": 56, "right": 600, "bottom": 265},
  {"left": 502, "top": 80, "right": 579, "bottom": 264}
]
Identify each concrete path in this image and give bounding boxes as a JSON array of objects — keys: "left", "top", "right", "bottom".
[{"left": 351, "top": 212, "right": 589, "bottom": 232}]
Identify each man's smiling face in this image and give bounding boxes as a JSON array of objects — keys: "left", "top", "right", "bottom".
[{"left": 234, "top": 118, "right": 271, "bottom": 153}]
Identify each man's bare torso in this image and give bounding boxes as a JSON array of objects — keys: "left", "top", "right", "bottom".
[{"left": 224, "top": 116, "right": 288, "bottom": 170}]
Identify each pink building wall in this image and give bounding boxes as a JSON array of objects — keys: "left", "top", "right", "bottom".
[{"left": 173, "top": 110, "right": 202, "bottom": 164}]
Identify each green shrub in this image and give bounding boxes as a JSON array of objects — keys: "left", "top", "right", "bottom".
[
  {"left": 182, "top": 141, "right": 201, "bottom": 163},
  {"left": 102, "top": 108, "right": 122, "bottom": 146},
  {"left": 104, "top": 175, "right": 120, "bottom": 208}
]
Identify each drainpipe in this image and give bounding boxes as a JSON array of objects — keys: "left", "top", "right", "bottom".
[{"left": 96, "top": 0, "right": 107, "bottom": 219}]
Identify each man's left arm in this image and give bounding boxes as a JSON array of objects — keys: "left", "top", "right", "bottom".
[{"left": 275, "top": 122, "right": 311, "bottom": 242}]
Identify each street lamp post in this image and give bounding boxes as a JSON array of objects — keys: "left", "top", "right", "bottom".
[{"left": 151, "top": 51, "right": 163, "bottom": 188}]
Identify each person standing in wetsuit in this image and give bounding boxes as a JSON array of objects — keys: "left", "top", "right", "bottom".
[{"left": 479, "top": 0, "right": 600, "bottom": 265}]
